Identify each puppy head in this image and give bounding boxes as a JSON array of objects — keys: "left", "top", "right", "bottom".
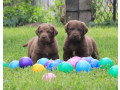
[
  {"left": 65, "top": 20, "right": 88, "bottom": 41},
  {"left": 35, "top": 23, "right": 58, "bottom": 43}
]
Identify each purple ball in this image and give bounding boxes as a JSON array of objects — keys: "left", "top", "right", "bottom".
[
  {"left": 19, "top": 57, "right": 33, "bottom": 68},
  {"left": 44, "top": 60, "right": 54, "bottom": 67},
  {"left": 80, "top": 57, "right": 90, "bottom": 63}
]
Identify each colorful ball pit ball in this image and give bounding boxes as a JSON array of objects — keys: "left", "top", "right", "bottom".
[
  {"left": 55, "top": 59, "right": 63, "bottom": 64},
  {"left": 86, "top": 57, "right": 94, "bottom": 63},
  {"left": 44, "top": 60, "right": 54, "bottom": 67},
  {"left": 67, "top": 56, "right": 81, "bottom": 67},
  {"left": 108, "top": 65, "right": 118, "bottom": 78},
  {"left": 74, "top": 57, "right": 91, "bottom": 67},
  {"left": 76, "top": 60, "right": 91, "bottom": 73},
  {"left": 32, "top": 64, "right": 45, "bottom": 72},
  {"left": 58, "top": 62, "right": 73, "bottom": 73},
  {"left": 80, "top": 57, "right": 91, "bottom": 63},
  {"left": 9, "top": 60, "right": 20, "bottom": 69},
  {"left": 47, "top": 61, "right": 59, "bottom": 71},
  {"left": 3, "top": 61, "right": 8, "bottom": 67},
  {"left": 19, "top": 57, "right": 33, "bottom": 68},
  {"left": 90, "top": 59, "right": 99, "bottom": 68},
  {"left": 42, "top": 73, "right": 56, "bottom": 82},
  {"left": 99, "top": 57, "right": 113, "bottom": 70},
  {"left": 37, "top": 58, "right": 49, "bottom": 65}
]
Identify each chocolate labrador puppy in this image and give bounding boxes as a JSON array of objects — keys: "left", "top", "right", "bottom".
[
  {"left": 63, "top": 20, "right": 99, "bottom": 61},
  {"left": 23, "top": 23, "right": 59, "bottom": 64}
]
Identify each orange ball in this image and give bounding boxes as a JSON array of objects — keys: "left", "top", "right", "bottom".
[{"left": 32, "top": 64, "right": 45, "bottom": 72}]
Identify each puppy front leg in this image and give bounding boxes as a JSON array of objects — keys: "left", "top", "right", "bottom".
[
  {"left": 31, "top": 53, "right": 41, "bottom": 64},
  {"left": 92, "top": 51, "right": 99, "bottom": 60},
  {"left": 51, "top": 53, "right": 59, "bottom": 60},
  {"left": 63, "top": 48, "right": 73, "bottom": 61},
  {"left": 92, "top": 41, "right": 99, "bottom": 60}
]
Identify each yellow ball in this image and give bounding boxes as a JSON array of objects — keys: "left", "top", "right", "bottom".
[{"left": 32, "top": 64, "right": 45, "bottom": 72}]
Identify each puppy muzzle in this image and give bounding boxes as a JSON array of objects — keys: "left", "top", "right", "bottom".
[{"left": 69, "top": 34, "right": 81, "bottom": 41}]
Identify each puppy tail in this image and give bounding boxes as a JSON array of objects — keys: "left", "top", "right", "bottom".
[{"left": 23, "top": 43, "right": 28, "bottom": 47}]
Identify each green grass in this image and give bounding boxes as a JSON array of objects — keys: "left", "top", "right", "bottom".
[{"left": 3, "top": 24, "right": 118, "bottom": 89}]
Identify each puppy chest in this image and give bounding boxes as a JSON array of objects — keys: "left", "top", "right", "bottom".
[
  {"left": 69, "top": 44, "right": 80, "bottom": 51},
  {"left": 41, "top": 47, "right": 54, "bottom": 55},
  {"left": 69, "top": 44, "right": 88, "bottom": 54}
]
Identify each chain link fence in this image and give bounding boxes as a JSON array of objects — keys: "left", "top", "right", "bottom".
[{"left": 91, "top": 0, "right": 118, "bottom": 24}]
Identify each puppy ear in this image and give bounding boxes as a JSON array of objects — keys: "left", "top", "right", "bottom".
[
  {"left": 82, "top": 22, "right": 88, "bottom": 35},
  {"left": 51, "top": 25, "right": 58, "bottom": 36},
  {"left": 35, "top": 26, "right": 40, "bottom": 35},
  {"left": 65, "top": 22, "right": 69, "bottom": 33}
]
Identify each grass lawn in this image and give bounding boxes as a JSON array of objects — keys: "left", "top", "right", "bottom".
[{"left": 3, "top": 24, "right": 118, "bottom": 89}]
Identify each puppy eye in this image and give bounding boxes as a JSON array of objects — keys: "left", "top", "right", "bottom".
[
  {"left": 39, "top": 31, "right": 43, "bottom": 33},
  {"left": 69, "top": 28, "right": 73, "bottom": 31},
  {"left": 78, "top": 29, "right": 82, "bottom": 32},
  {"left": 47, "top": 31, "right": 51, "bottom": 34}
]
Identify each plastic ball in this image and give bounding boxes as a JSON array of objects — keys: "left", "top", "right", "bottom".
[
  {"left": 55, "top": 59, "right": 63, "bottom": 64},
  {"left": 90, "top": 59, "right": 99, "bottom": 68},
  {"left": 76, "top": 60, "right": 91, "bottom": 72},
  {"left": 42, "top": 73, "right": 56, "bottom": 82},
  {"left": 3, "top": 61, "right": 8, "bottom": 67},
  {"left": 44, "top": 60, "right": 54, "bottom": 67},
  {"left": 58, "top": 62, "right": 73, "bottom": 73},
  {"left": 47, "top": 61, "right": 59, "bottom": 71},
  {"left": 37, "top": 58, "right": 49, "bottom": 65},
  {"left": 19, "top": 57, "right": 33, "bottom": 68},
  {"left": 108, "top": 65, "right": 118, "bottom": 78},
  {"left": 80, "top": 57, "right": 91, "bottom": 63},
  {"left": 86, "top": 57, "right": 94, "bottom": 63},
  {"left": 99, "top": 57, "right": 113, "bottom": 70},
  {"left": 32, "top": 64, "right": 45, "bottom": 72},
  {"left": 9, "top": 60, "right": 20, "bottom": 69},
  {"left": 67, "top": 56, "right": 81, "bottom": 67}
]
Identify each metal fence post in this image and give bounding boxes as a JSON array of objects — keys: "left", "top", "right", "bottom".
[{"left": 113, "top": 0, "right": 116, "bottom": 21}]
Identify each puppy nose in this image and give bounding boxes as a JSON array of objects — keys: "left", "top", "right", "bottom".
[
  {"left": 42, "top": 36, "right": 46, "bottom": 39},
  {"left": 73, "top": 35, "right": 78, "bottom": 38}
]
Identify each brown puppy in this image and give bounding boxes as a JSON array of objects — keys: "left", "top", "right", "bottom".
[
  {"left": 23, "top": 23, "right": 59, "bottom": 64},
  {"left": 63, "top": 20, "right": 99, "bottom": 61}
]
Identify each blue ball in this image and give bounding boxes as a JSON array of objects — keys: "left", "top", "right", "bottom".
[
  {"left": 47, "top": 61, "right": 59, "bottom": 71},
  {"left": 9, "top": 60, "right": 20, "bottom": 69},
  {"left": 90, "top": 59, "right": 99, "bottom": 68},
  {"left": 86, "top": 57, "right": 94, "bottom": 63},
  {"left": 76, "top": 60, "right": 91, "bottom": 72},
  {"left": 37, "top": 58, "right": 49, "bottom": 65},
  {"left": 55, "top": 59, "right": 63, "bottom": 64}
]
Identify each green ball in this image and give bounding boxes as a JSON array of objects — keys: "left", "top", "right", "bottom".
[
  {"left": 109, "top": 65, "right": 118, "bottom": 78},
  {"left": 3, "top": 61, "right": 8, "bottom": 67},
  {"left": 99, "top": 57, "right": 113, "bottom": 70},
  {"left": 58, "top": 62, "right": 73, "bottom": 73}
]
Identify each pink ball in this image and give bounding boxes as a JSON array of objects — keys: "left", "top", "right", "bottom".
[
  {"left": 67, "top": 56, "right": 81, "bottom": 67},
  {"left": 42, "top": 73, "right": 56, "bottom": 82}
]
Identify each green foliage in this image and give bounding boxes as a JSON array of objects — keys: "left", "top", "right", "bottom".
[
  {"left": 39, "top": 0, "right": 65, "bottom": 25},
  {"left": 3, "top": 25, "right": 118, "bottom": 89},
  {"left": 3, "top": 0, "right": 65, "bottom": 26},
  {"left": 51, "top": 0, "right": 65, "bottom": 20},
  {"left": 3, "top": 0, "right": 35, "bottom": 26},
  {"left": 91, "top": 0, "right": 118, "bottom": 24},
  {"left": 28, "top": 7, "right": 44, "bottom": 23}
]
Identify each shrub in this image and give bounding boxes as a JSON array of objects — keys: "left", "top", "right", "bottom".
[
  {"left": 3, "top": 0, "right": 65, "bottom": 27},
  {"left": 3, "top": 0, "right": 35, "bottom": 26}
]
